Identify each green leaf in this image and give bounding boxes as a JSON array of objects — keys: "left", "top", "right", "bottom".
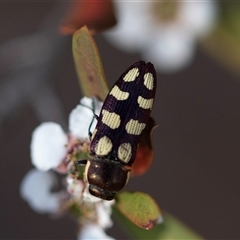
[
  {"left": 115, "top": 191, "right": 162, "bottom": 230},
  {"left": 72, "top": 26, "right": 109, "bottom": 101},
  {"left": 113, "top": 207, "right": 203, "bottom": 240}
]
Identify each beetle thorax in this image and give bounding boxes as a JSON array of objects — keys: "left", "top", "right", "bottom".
[{"left": 85, "top": 158, "right": 130, "bottom": 200}]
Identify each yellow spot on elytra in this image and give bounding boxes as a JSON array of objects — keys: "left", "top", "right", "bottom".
[
  {"left": 144, "top": 73, "right": 154, "bottom": 90},
  {"left": 123, "top": 68, "right": 139, "bottom": 82},
  {"left": 95, "top": 136, "right": 112, "bottom": 156},
  {"left": 110, "top": 85, "right": 129, "bottom": 101},
  {"left": 118, "top": 143, "right": 132, "bottom": 163},
  {"left": 102, "top": 110, "right": 121, "bottom": 129},
  {"left": 137, "top": 96, "right": 153, "bottom": 109},
  {"left": 125, "top": 119, "right": 146, "bottom": 135}
]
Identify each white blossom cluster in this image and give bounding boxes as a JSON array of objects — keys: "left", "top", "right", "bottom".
[
  {"left": 104, "top": 1, "right": 218, "bottom": 73},
  {"left": 20, "top": 97, "right": 115, "bottom": 239}
]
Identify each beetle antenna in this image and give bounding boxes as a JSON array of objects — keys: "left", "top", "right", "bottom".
[
  {"left": 78, "top": 97, "right": 99, "bottom": 140},
  {"left": 88, "top": 97, "right": 99, "bottom": 140}
]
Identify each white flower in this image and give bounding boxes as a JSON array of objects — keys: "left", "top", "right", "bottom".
[
  {"left": 66, "top": 176, "right": 84, "bottom": 198},
  {"left": 77, "top": 224, "right": 115, "bottom": 240},
  {"left": 20, "top": 169, "right": 60, "bottom": 214},
  {"left": 82, "top": 184, "right": 103, "bottom": 203},
  {"left": 69, "top": 97, "right": 103, "bottom": 139},
  {"left": 30, "top": 97, "right": 103, "bottom": 172},
  {"left": 30, "top": 122, "right": 68, "bottom": 171},
  {"left": 96, "top": 200, "right": 115, "bottom": 229},
  {"left": 24, "top": 97, "right": 116, "bottom": 239},
  {"left": 104, "top": 1, "right": 218, "bottom": 73}
]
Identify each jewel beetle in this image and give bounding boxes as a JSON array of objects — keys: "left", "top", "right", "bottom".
[{"left": 77, "top": 61, "right": 157, "bottom": 200}]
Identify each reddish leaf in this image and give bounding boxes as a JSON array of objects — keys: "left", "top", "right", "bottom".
[
  {"left": 131, "top": 117, "right": 158, "bottom": 176},
  {"left": 60, "top": 0, "right": 116, "bottom": 35},
  {"left": 116, "top": 191, "right": 162, "bottom": 230},
  {"left": 72, "top": 26, "right": 109, "bottom": 101}
]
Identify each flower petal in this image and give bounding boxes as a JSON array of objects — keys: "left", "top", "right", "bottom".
[
  {"left": 30, "top": 122, "right": 68, "bottom": 171},
  {"left": 96, "top": 200, "right": 115, "bottom": 229},
  {"left": 78, "top": 224, "right": 115, "bottom": 240},
  {"left": 104, "top": 2, "right": 152, "bottom": 52},
  {"left": 69, "top": 97, "right": 102, "bottom": 139},
  {"left": 179, "top": 1, "right": 218, "bottom": 37},
  {"left": 66, "top": 176, "right": 84, "bottom": 198},
  {"left": 82, "top": 184, "right": 102, "bottom": 203},
  {"left": 20, "top": 169, "right": 60, "bottom": 214},
  {"left": 143, "top": 27, "right": 195, "bottom": 73}
]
